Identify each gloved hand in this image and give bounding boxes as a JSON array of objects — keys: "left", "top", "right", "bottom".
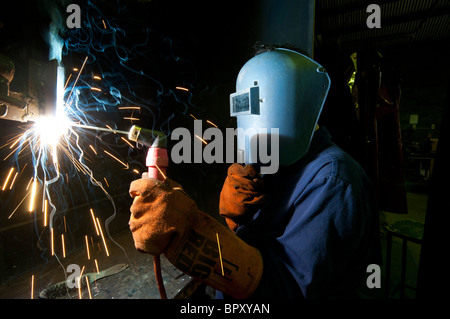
[
  {"left": 129, "top": 177, "right": 197, "bottom": 255},
  {"left": 129, "top": 177, "right": 263, "bottom": 299},
  {"left": 219, "top": 163, "right": 266, "bottom": 231}
]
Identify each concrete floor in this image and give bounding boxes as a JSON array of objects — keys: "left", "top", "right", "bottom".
[
  {"left": 0, "top": 227, "right": 209, "bottom": 299},
  {"left": 0, "top": 192, "right": 427, "bottom": 299}
]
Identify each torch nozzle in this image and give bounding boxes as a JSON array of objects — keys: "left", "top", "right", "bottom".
[
  {"left": 128, "top": 125, "right": 167, "bottom": 148},
  {"left": 128, "top": 125, "right": 168, "bottom": 181}
]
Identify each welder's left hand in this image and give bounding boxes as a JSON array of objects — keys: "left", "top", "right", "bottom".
[{"left": 219, "top": 163, "right": 266, "bottom": 232}]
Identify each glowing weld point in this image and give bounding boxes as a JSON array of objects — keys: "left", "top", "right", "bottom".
[
  {"left": 93, "top": 75, "right": 102, "bottom": 80},
  {"left": 91, "top": 87, "right": 102, "bottom": 92},
  {"left": 34, "top": 115, "right": 71, "bottom": 151}
]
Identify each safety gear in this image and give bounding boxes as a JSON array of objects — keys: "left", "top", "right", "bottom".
[
  {"left": 230, "top": 48, "right": 331, "bottom": 172},
  {"left": 129, "top": 177, "right": 263, "bottom": 299},
  {"left": 219, "top": 163, "right": 265, "bottom": 232}
]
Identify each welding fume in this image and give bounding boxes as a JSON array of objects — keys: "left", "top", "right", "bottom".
[{"left": 128, "top": 47, "right": 382, "bottom": 299}]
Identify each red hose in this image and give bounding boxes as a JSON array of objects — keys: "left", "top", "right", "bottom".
[
  {"left": 147, "top": 146, "right": 169, "bottom": 299},
  {"left": 153, "top": 255, "right": 167, "bottom": 299}
]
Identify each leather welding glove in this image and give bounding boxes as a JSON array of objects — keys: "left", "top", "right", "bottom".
[
  {"left": 129, "top": 177, "right": 263, "bottom": 299},
  {"left": 219, "top": 163, "right": 266, "bottom": 232}
]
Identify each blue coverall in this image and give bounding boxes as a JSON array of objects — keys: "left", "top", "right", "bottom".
[{"left": 217, "top": 126, "right": 381, "bottom": 299}]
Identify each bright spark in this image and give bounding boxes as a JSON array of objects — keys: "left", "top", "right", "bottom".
[
  {"left": 31, "top": 275, "right": 34, "bottom": 299},
  {"left": 2, "top": 167, "right": 14, "bottom": 191},
  {"left": 61, "top": 234, "right": 66, "bottom": 258},
  {"left": 9, "top": 172, "right": 18, "bottom": 190},
  {"left": 43, "top": 199, "right": 48, "bottom": 227},
  {"left": 118, "top": 106, "right": 141, "bottom": 110},
  {"left": 206, "top": 120, "right": 218, "bottom": 128},
  {"left": 195, "top": 134, "right": 208, "bottom": 145},
  {"left": 216, "top": 233, "right": 224, "bottom": 276},
  {"left": 90, "top": 208, "right": 99, "bottom": 235},
  {"left": 28, "top": 178, "right": 38, "bottom": 213},
  {"left": 96, "top": 218, "right": 109, "bottom": 256},
  {"left": 85, "top": 235, "right": 91, "bottom": 260},
  {"left": 86, "top": 276, "right": 92, "bottom": 299},
  {"left": 104, "top": 150, "right": 129, "bottom": 169}
]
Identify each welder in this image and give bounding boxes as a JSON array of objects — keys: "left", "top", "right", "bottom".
[{"left": 128, "top": 47, "right": 380, "bottom": 299}]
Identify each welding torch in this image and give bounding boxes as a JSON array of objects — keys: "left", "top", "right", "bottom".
[{"left": 127, "top": 125, "right": 169, "bottom": 299}]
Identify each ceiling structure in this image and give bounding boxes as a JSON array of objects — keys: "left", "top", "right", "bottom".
[{"left": 315, "top": 0, "right": 450, "bottom": 53}]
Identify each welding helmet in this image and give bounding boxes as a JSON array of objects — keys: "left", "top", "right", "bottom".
[{"left": 230, "top": 48, "right": 330, "bottom": 174}]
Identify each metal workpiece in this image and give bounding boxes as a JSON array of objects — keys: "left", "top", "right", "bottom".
[{"left": 0, "top": 57, "right": 60, "bottom": 122}]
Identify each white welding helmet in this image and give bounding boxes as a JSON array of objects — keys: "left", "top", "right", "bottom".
[{"left": 230, "top": 48, "right": 330, "bottom": 174}]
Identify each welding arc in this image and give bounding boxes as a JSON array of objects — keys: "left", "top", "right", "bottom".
[{"left": 71, "top": 124, "right": 129, "bottom": 135}]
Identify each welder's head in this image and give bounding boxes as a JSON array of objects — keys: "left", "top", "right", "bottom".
[{"left": 230, "top": 47, "right": 330, "bottom": 173}]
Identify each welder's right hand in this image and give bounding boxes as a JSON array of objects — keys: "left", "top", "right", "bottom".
[
  {"left": 129, "top": 177, "right": 197, "bottom": 255},
  {"left": 128, "top": 176, "right": 264, "bottom": 299},
  {"left": 219, "top": 163, "right": 266, "bottom": 232}
]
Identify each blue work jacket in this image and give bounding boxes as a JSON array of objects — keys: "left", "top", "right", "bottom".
[{"left": 217, "top": 127, "right": 381, "bottom": 299}]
